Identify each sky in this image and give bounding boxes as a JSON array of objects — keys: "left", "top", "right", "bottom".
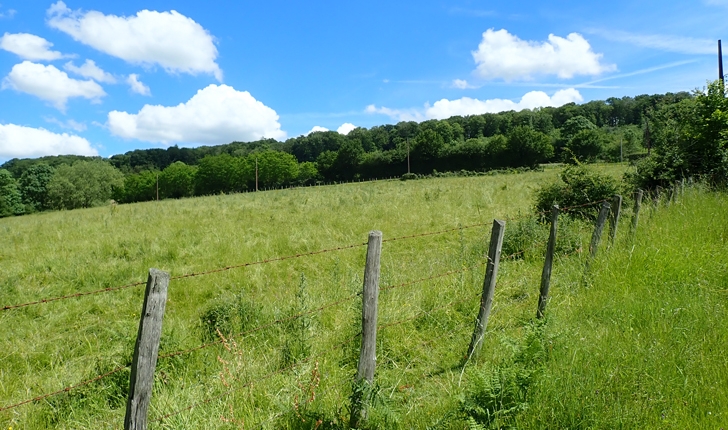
[{"left": 0, "top": 0, "right": 726, "bottom": 162}]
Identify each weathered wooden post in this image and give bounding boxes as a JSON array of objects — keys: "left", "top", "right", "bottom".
[
  {"left": 125, "top": 269, "right": 170, "bottom": 430},
  {"left": 537, "top": 206, "right": 558, "bottom": 319},
  {"left": 608, "top": 195, "right": 623, "bottom": 246},
  {"left": 630, "top": 189, "right": 643, "bottom": 237},
  {"left": 589, "top": 202, "right": 611, "bottom": 258},
  {"left": 466, "top": 220, "right": 506, "bottom": 359},
  {"left": 350, "top": 231, "right": 382, "bottom": 428},
  {"left": 654, "top": 186, "right": 663, "bottom": 206}
]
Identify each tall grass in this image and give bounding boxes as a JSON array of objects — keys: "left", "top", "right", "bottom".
[{"left": 8, "top": 165, "right": 724, "bottom": 429}]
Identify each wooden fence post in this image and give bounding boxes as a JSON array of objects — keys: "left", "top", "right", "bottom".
[
  {"left": 124, "top": 269, "right": 170, "bottom": 430},
  {"left": 608, "top": 194, "right": 623, "bottom": 245},
  {"left": 466, "top": 220, "right": 506, "bottom": 360},
  {"left": 654, "top": 186, "right": 663, "bottom": 206},
  {"left": 589, "top": 202, "right": 611, "bottom": 259},
  {"left": 537, "top": 206, "right": 558, "bottom": 319},
  {"left": 630, "top": 189, "right": 643, "bottom": 236},
  {"left": 350, "top": 231, "right": 382, "bottom": 428}
]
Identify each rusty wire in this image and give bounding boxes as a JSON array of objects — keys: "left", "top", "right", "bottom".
[
  {"left": 0, "top": 365, "right": 129, "bottom": 413},
  {"left": 153, "top": 332, "right": 361, "bottom": 423}
]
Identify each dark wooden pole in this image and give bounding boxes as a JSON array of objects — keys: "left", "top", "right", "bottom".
[
  {"left": 608, "top": 195, "right": 623, "bottom": 245},
  {"left": 719, "top": 40, "right": 724, "bottom": 92},
  {"left": 125, "top": 269, "right": 170, "bottom": 430},
  {"left": 537, "top": 206, "right": 558, "bottom": 319},
  {"left": 466, "top": 219, "right": 506, "bottom": 359},
  {"left": 589, "top": 202, "right": 611, "bottom": 259}
]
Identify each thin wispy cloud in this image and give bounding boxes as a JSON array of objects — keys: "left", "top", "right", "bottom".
[
  {"left": 590, "top": 29, "right": 715, "bottom": 55},
  {"left": 579, "top": 60, "right": 698, "bottom": 86},
  {"left": 448, "top": 7, "right": 496, "bottom": 17}
]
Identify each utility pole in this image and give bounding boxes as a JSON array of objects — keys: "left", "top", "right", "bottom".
[
  {"left": 620, "top": 135, "right": 623, "bottom": 163},
  {"left": 720, "top": 40, "right": 725, "bottom": 94},
  {"left": 255, "top": 157, "right": 259, "bottom": 191},
  {"left": 406, "top": 138, "right": 411, "bottom": 174}
]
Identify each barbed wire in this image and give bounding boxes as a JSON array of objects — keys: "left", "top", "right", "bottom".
[
  {"left": 158, "top": 293, "right": 360, "bottom": 360},
  {"left": 2, "top": 199, "right": 605, "bottom": 312},
  {"left": 379, "top": 291, "right": 481, "bottom": 331},
  {"left": 0, "top": 364, "right": 128, "bottom": 413},
  {"left": 153, "top": 332, "right": 361, "bottom": 423}
]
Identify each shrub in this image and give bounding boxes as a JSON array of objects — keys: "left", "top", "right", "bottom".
[{"left": 535, "top": 165, "right": 620, "bottom": 220}]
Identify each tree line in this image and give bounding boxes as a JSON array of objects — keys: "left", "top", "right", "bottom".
[{"left": 3, "top": 88, "right": 721, "bottom": 218}]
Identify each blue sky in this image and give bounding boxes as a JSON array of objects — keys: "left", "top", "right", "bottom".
[{"left": 0, "top": 0, "right": 725, "bottom": 162}]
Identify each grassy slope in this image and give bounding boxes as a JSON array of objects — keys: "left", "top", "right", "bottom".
[
  {"left": 518, "top": 187, "right": 728, "bottom": 429},
  {"left": 4, "top": 164, "right": 725, "bottom": 429}
]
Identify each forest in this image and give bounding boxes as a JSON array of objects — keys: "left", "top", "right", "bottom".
[{"left": 2, "top": 86, "right": 726, "bottom": 217}]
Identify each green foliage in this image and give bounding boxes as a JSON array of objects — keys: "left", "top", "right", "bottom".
[
  {"left": 460, "top": 324, "right": 550, "bottom": 429},
  {"left": 194, "top": 153, "right": 245, "bottom": 195},
  {"left": 564, "top": 128, "right": 608, "bottom": 163},
  {"left": 159, "top": 161, "right": 196, "bottom": 199},
  {"left": 628, "top": 80, "right": 728, "bottom": 189},
  {"left": 199, "top": 293, "right": 264, "bottom": 342},
  {"left": 0, "top": 169, "right": 25, "bottom": 217},
  {"left": 535, "top": 164, "right": 620, "bottom": 219},
  {"left": 118, "top": 170, "right": 158, "bottom": 203},
  {"left": 251, "top": 150, "right": 301, "bottom": 188},
  {"left": 505, "top": 126, "right": 553, "bottom": 167},
  {"left": 18, "top": 163, "right": 55, "bottom": 212},
  {"left": 46, "top": 160, "right": 123, "bottom": 210}
]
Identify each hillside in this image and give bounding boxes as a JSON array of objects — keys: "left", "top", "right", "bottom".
[{"left": 2, "top": 165, "right": 726, "bottom": 429}]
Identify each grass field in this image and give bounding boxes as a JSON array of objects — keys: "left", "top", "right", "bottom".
[{"left": 2, "top": 164, "right": 726, "bottom": 429}]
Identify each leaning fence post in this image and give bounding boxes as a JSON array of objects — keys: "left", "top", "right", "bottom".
[
  {"left": 466, "top": 219, "right": 505, "bottom": 360},
  {"left": 608, "top": 194, "right": 623, "bottom": 246},
  {"left": 589, "top": 202, "right": 611, "bottom": 259},
  {"left": 350, "top": 231, "right": 382, "bottom": 428},
  {"left": 124, "top": 268, "right": 170, "bottom": 430},
  {"left": 630, "top": 189, "right": 643, "bottom": 236},
  {"left": 537, "top": 206, "right": 558, "bottom": 319}
]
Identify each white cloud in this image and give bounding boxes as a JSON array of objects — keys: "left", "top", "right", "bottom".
[
  {"left": 365, "top": 105, "right": 425, "bottom": 122},
  {"left": 0, "top": 123, "right": 97, "bottom": 159},
  {"left": 366, "top": 88, "right": 583, "bottom": 122},
  {"left": 2, "top": 61, "right": 106, "bottom": 111},
  {"left": 0, "top": 9, "right": 17, "bottom": 19},
  {"left": 452, "top": 79, "right": 477, "bottom": 89},
  {"left": 305, "top": 126, "right": 329, "bottom": 136},
  {"left": 472, "top": 29, "right": 615, "bottom": 81},
  {"left": 64, "top": 59, "right": 116, "bottom": 83},
  {"left": 126, "top": 74, "right": 151, "bottom": 96},
  {"left": 0, "top": 32, "right": 70, "bottom": 61},
  {"left": 44, "top": 116, "right": 87, "bottom": 132},
  {"left": 337, "top": 123, "right": 357, "bottom": 135},
  {"left": 107, "top": 84, "right": 286, "bottom": 145},
  {"left": 591, "top": 29, "right": 715, "bottom": 55},
  {"left": 47, "top": 1, "right": 222, "bottom": 80}
]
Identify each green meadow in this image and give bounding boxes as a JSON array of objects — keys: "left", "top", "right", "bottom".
[{"left": 1, "top": 164, "right": 726, "bottom": 429}]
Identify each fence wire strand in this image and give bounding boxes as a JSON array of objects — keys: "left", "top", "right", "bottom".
[
  {"left": 2, "top": 200, "right": 603, "bottom": 312},
  {"left": 0, "top": 365, "right": 129, "bottom": 413},
  {"left": 153, "top": 332, "right": 361, "bottom": 423}
]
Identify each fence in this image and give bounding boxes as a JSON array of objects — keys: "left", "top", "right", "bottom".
[{"left": 1, "top": 181, "right": 687, "bottom": 428}]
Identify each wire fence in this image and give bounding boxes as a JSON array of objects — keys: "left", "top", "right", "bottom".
[{"left": 0, "top": 197, "right": 617, "bottom": 420}]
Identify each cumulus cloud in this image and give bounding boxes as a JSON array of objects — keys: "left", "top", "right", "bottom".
[
  {"left": 0, "top": 123, "right": 97, "bottom": 159},
  {"left": 472, "top": 29, "right": 615, "bottom": 81},
  {"left": 0, "top": 32, "right": 70, "bottom": 61},
  {"left": 64, "top": 59, "right": 116, "bottom": 83},
  {"left": 304, "top": 124, "right": 357, "bottom": 136},
  {"left": 126, "top": 74, "right": 151, "bottom": 96},
  {"left": 452, "top": 79, "right": 477, "bottom": 89},
  {"left": 336, "top": 123, "right": 357, "bottom": 135},
  {"left": 305, "top": 126, "right": 329, "bottom": 135},
  {"left": 107, "top": 84, "right": 285, "bottom": 145},
  {"left": 2, "top": 61, "right": 106, "bottom": 111},
  {"left": 47, "top": 1, "right": 222, "bottom": 80},
  {"left": 366, "top": 88, "right": 583, "bottom": 122}
]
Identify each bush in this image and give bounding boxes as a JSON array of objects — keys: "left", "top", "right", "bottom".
[{"left": 535, "top": 165, "right": 620, "bottom": 220}]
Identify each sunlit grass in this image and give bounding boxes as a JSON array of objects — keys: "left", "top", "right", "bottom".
[{"left": 9, "top": 163, "right": 724, "bottom": 429}]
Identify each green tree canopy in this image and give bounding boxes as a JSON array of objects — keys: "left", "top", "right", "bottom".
[
  {"left": 47, "top": 160, "right": 123, "bottom": 210},
  {"left": 0, "top": 169, "right": 25, "bottom": 217},
  {"left": 19, "top": 163, "right": 55, "bottom": 212}
]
